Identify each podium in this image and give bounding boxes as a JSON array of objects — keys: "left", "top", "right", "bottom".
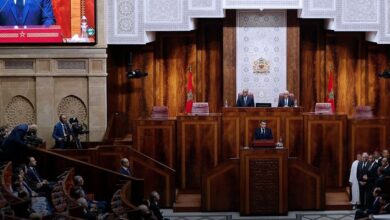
[
  {"left": 0, "top": 25, "right": 62, "bottom": 43},
  {"left": 252, "top": 140, "right": 275, "bottom": 148}
]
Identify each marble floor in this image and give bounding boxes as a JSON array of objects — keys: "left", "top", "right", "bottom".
[{"left": 163, "top": 210, "right": 356, "bottom": 220}]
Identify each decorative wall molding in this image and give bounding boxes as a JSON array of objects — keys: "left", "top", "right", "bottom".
[
  {"left": 5, "top": 95, "right": 35, "bottom": 127},
  {"left": 57, "top": 95, "right": 88, "bottom": 124},
  {"left": 106, "top": 0, "right": 390, "bottom": 45},
  {"left": 236, "top": 10, "right": 287, "bottom": 107}
]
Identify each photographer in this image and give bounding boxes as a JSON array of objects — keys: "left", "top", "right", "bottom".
[
  {"left": 69, "top": 117, "right": 89, "bottom": 149},
  {"left": 52, "top": 114, "right": 71, "bottom": 149},
  {"left": 0, "top": 124, "right": 39, "bottom": 165}
]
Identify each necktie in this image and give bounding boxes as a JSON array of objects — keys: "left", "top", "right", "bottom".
[
  {"left": 285, "top": 98, "right": 288, "bottom": 106},
  {"left": 261, "top": 128, "right": 264, "bottom": 134},
  {"left": 16, "top": 0, "right": 24, "bottom": 24},
  {"left": 244, "top": 97, "right": 247, "bottom": 105}
]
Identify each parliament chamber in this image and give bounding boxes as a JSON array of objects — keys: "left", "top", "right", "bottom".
[{"left": 1, "top": 0, "right": 390, "bottom": 219}]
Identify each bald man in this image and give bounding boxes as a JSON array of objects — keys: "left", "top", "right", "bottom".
[{"left": 0, "top": 123, "right": 38, "bottom": 164}]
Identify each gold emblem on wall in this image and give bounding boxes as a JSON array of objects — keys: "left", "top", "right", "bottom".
[{"left": 253, "top": 58, "right": 270, "bottom": 74}]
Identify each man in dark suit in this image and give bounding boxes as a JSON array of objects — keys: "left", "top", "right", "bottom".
[
  {"left": 236, "top": 89, "right": 254, "bottom": 107},
  {"left": 366, "top": 154, "right": 380, "bottom": 207},
  {"left": 25, "top": 156, "right": 52, "bottom": 195},
  {"left": 149, "top": 191, "right": 168, "bottom": 220},
  {"left": 119, "top": 158, "right": 133, "bottom": 176},
  {"left": 254, "top": 121, "right": 273, "bottom": 140},
  {"left": 0, "top": 123, "right": 38, "bottom": 164},
  {"left": 52, "top": 114, "right": 72, "bottom": 149},
  {"left": 277, "top": 91, "right": 295, "bottom": 107},
  {"left": 357, "top": 152, "right": 369, "bottom": 209},
  {"left": 0, "top": 0, "right": 55, "bottom": 26}
]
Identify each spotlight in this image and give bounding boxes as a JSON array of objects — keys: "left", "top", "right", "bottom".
[
  {"left": 127, "top": 69, "right": 148, "bottom": 78},
  {"left": 378, "top": 69, "right": 390, "bottom": 78}
]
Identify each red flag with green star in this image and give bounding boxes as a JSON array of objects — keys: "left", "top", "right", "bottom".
[
  {"left": 185, "top": 70, "right": 193, "bottom": 113},
  {"left": 327, "top": 72, "right": 335, "bottom": 113}
]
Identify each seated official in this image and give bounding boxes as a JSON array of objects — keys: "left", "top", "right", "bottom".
[
  {"left": 119, "top": 158, "right": 133, "bottom": 176},
  {"left": 278, "top": 91, "right": 295, "bottom": 107},
  {"left": 254, "top": 121, "right": 273, "bottom": 140},
  {"left": 236, "top": 89, "right": 255, "bottom": 107}
]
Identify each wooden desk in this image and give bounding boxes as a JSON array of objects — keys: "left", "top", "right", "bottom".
[
  {"left": 240, "top": 148, "right": 288, "bottom": 215},
  {"left": 177, "top": 113, "right": 222, "bottom": 189},
  {"left": 303, "top": 113, "right": 347, "bottom": 188},
  {"left": 222, "top": 107, "right": 303, "bottom": 159},
  {"left": 133, "top": 118, "right": 177, "bottom": 168}
]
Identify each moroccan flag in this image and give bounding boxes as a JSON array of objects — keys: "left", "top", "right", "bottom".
[
  {"left": 185, "top": 70, "right": 193, "bottom": 113},
  {"left": 327, "top": 72, "right": 335, "bottom": 112}
]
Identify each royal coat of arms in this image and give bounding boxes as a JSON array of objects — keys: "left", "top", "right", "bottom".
[{"left": 253, "top": 58, "right": 270, "bottom": 74}]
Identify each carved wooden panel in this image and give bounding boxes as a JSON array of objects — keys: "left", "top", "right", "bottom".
[
  {"left": 348, "top": 118, "right": 389, "bottom": 165},
  {"left": 249, "top": 159, "right": 279, "bottom": 214},
  {"left": 285, "top": 116, "right": 303, "bottom": 158},
  {"left": 240, "top": 149, "right": 288, "bottom": 215},
  {"left": 177, "top": 114, "right": 221, "bottom": 189},
  {"left": 304, "top": 114, "right": 347, "bottom": 188},
  {"left": 202, "top": 159, "right": 240, "bottom": 211},
  {"left": 288, "top": 158, "right": 325, "bottom": 210},
  {"left": 133, "top": 119, "right": 176, "bottom": 168},
  {"left": 221, "top": 115, "right": 240, "bottom": 160}
]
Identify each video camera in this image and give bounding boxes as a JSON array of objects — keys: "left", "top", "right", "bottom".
[
  {"left": 69, "top": 117, "right": 89, "bottom": 149},
  {"left": 69, "top": 117, "right": 89, "bottom": 136},
  {"left": 26, "top": 130, "right": 43, "bottom": 148}
]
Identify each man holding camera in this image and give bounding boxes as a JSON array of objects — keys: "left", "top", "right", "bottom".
[
  {"left": 0, "top": 123, "right": 38, "bottom": 164},
  {"left": 52, "top": 114, "right": 71, "bottom": 149}
]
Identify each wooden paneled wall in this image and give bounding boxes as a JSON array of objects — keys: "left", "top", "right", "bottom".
[
  {"left": 300, "top": 20, "right": 390, "bottom": 117},
  {"left": 107, "top": 19, "right": 223, "bottom": 124},
  {"left": 107, "top": 16, "right": 390, "bottom": 137}
]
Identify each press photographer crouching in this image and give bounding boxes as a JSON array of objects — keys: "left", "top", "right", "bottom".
[
  {"left": 0, "top": 124, "right": 43, "bottom": 165},
  {"left": 69, "top": 117, "right": 89, "bottom": 149}
]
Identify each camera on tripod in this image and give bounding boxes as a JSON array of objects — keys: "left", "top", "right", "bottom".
[
  {"left": 69, "top": 117, "right": 89, "bottom": 135},
  {"left": 69, "top": 117, "right": 89, "bottom": 149}
]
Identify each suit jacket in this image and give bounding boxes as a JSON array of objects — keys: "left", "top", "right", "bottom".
[
  {"left": 119, "top": 166, "right": 132, "bottom": 176},
  {"left": 254, "top": 127, "right": 273, "bottom": 140},
  {"left": 0, "top": 124, "right": 29, "bottom": 163},
  {"left": 357, "top": 161, "right": 369, "bottom": 183},
  {"left": 236, "top": 95, "right": 255, "bottom": 107},
  {"left": 366, "top": 162, "right": 379, "bottom": 186},
  {"left": 25, "top": 166, "right": 42, "bottom": 189},
  {"left": 277, "top": 97, "right": 295, "bottom": 107},
  {"left": 149, "top": 201, "right": 164, "bottom": 220},
  {"left": 52, "top": 122, "right": 71, "bottom": 141},
  {"left": 0, "top": 0, "right": 55, "bottom": 26}
]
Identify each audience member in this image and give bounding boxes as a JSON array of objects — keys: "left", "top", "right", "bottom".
[
  {"left": 0, "top": 124, "right": 38, "bottom": 164},
  {"left": 366, "top": 154, "right": 380, "bottom": 207},
  {"left": 354, "top": 187, "right": 382, "bottom": 220},
  {"left": 236, "top": 89, "right": 254, "bottom": 107},
  {"left": 52, "top": 114, "right": 72, "bottom": 149},
  {"left": 349, "top": 153, "right": 361, "bottom": 208},
  {"left": 357, "top": 152, "right": 369, "bottom": 209},
  {"left": 25, "top": 157, "right": 52, "bottom": 195},
  {"left": 254, "top": 121, "right": 273, "bottom": 140},
  {"left": 148, "top": 191, "right": 168, "bottom": 220},
  {"left": 119, "top": 158, "right": 133, "bottom": 176},
  {"left": 71, "top": 175, "right": 107, "bottom": 216}
]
